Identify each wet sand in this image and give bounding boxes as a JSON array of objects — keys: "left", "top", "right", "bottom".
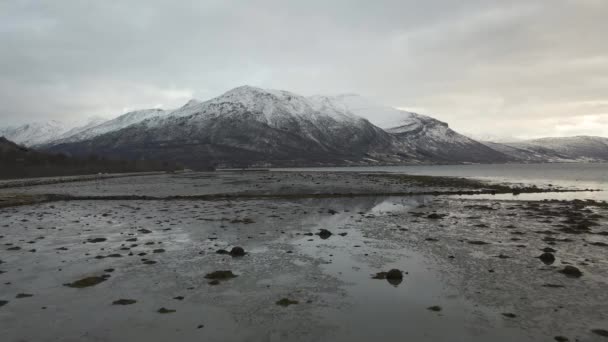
[{"left": 0, "top": 171, "right": 607, "bottom": 341}]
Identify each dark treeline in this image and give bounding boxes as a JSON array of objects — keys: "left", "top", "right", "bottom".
[{"left": 0, "top": 137, "right": 183, "bottom": 179}]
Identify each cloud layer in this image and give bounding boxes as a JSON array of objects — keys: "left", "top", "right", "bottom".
[{"left": 1, "top": 0, "right": 607, "bottom": 139}]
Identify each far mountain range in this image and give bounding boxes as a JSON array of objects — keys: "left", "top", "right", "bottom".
[{"left": 2, "top": 86, "right": 607, "bottom": 168}]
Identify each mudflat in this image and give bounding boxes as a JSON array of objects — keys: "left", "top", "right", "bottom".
[{"left": 0, "top": 171, "right": 607, "bottom": 341}]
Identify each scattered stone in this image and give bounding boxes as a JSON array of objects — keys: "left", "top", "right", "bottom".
[
  {"left": 554, "top": 336, "right": 569, "bottom": 342},
  {"left": 204, "top": 270, "right": 237, "bottom": 280},
  {"left": 65, "top": 276, "right": 108, "bottom": 288},
  {"left": 542, "top": 247, "right": 557, "bottom": 253},
  {"left": 173, "top": 296, "right": 184, "bottom": 300},
  {"left": 276, "top": 298, "right": 299, "bottom": 307},
  {"left": 157, "top": 307, "right": 176, "bottom": 314},
  {"left": 0, "top": 300, "right": 7, "bottom": 307},
  {"left": 317, "top": 229, "right": 332, "bottom": 239},
  {"left": 143, "top": 260, "right": 157, "bottom": 265},
  {"left": 542, "top": 284, "right": 565, "bottom": 288},
  {"left": 502, "top": 313, "right": 517, "bottom": 318},
  {"left": 87, "top": 238, "right": 107, "bottom": 243},
  {"left": 112, "top": 299, "right": 137, "bottom": 305},
  {"left": 426, "top": 213, "right": 445, "bottom": 219},
  {"left": 468, "top": 240, "right": 489, "bottom": 245},
  {"left": 427, "top": 305, "right": 442, "bottom": 312},
  {"left": 559, "top": 266, "right": 583, "bottom": 278},
  {"left": 16, "top": 293, "right": 33, "bottom": 298},
  {"left": 539, "top": 252, "right": 556, "bottom": 265},
  {"left": 216, "top": 249, "right": 229, "bottom": 255},
  {"left": 591, "top": 329, "right": 608, "bottom": 337},
  {"left": 153, "top": 249, "right": 165, "bottom": 253},
  {"left": 208, "top": 280, "right": 220, "bottom": 285},
  {"left": 138, "top": 229, "right": 152, "bottom": 234},
  {"left": 386, "top": 269, "right": 403, "bottom": 280},
  {"left": 229, "top": 246, "right": 246, "bottom": 257}
]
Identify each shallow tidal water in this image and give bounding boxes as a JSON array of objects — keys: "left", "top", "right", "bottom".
[{"left": 275, "top": 162, "right": 608, "bottom": 201}]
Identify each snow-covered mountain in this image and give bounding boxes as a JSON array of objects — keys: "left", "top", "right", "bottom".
[
  {"left": 45, "top": 108, "right": 167, "bottom": 146},
  {"left": 26, "top": 85, "right": 608, "bottom": 167},
  {"left": 317, "top": 94, "right": 510, "bottom": 163},
  {"left": 485, "top": 136, "right": 608, "bottom": 162},
  {"left": 0, "top": 121, "right": 71, "bottom": 147},
  {"left": 48, "top": 86, "right": 399, "bottom": 167}
]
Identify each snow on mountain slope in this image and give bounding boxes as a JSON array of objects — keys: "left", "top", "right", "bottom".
[
  {"left": 47, "top": 108, "right": 167, "bottom": 146},
  {"left": 46, "top": 86, "right": 403, "bottom": 167},
  {"left": 0, "top": 121, "right": 70, "bottom": 147},
  {"left": 491, "top": 136, "right": 608, "bottom": 162}
]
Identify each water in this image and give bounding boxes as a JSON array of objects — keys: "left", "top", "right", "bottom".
[{"left": 274, "top": 163, "right": 608, "bottom": 201}]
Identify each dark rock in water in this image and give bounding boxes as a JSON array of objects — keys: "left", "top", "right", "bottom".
[
  {"left": 104, "top": 268, "right": 115, "bottom": 273},
  {"left": 204, "top": 270, "right": 237, "bottom": 280},
  {"left": 157, "top": 307, "right": 176, "bottom": 314},
  {"left": 0, "top": 300, "right": 7, "bottom": 307},
  {"left": 559, "top": 266, "right": 583, "bottom": 278},
  {"left": 16, "top": 293, "right": 33, "bottom": 298},
  {"left": 215, "top": 249, "right": 229, "bottom": 255},
  {"left": 229, "top": 246, "right": 246, "bottom": 257},
  {"left": 386, "top": 269, "right": 403, "bottom": 280},
  {"left": 502, "top": 313, "right": 517, "bottom": 318},
  {"left": 112, "top": 299, "right": 137, "bottom": 305},
  {"left": 276, "top": 298, "right": 299, "bottom": 307},
  {"left": 554, "top": 336, "right": 569, "bottom": 342},
  {"left": 591, "top": 329, "right": 608, "bottom": 337},
  {"left": 65, "top": 276, "right": 108, "bottom": 288},
  {"left": 427, "top": 305, "right": 442, "bottom": 312},
  {"left": 317, "top": 229, "right": 332, "bottom": 239},
  {"left": 173, "top": 296, "right": 184, "bottom": 300},
  {"left": 87, "top": 238, "right": 107, "bottom": 243},
  {"left": 539, "top": 252, "right": 556, "bottom": 265},
  {"left": 468, "top": 240, "right": 489, "bottom": 245}
]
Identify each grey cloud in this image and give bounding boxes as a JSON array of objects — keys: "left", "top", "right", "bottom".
[{"left": 1, "top": 0, "right": 606, "bottom": 138}]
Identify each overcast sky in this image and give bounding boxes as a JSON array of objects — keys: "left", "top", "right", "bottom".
[{"left": 1, "top": 0, "right": 607, "bottom": 139}]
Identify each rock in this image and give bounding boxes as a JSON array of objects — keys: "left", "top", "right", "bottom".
[
  {"left": 591, "top": 329, "right": 608, "bottom": 337},
  {"left": 539, "top": 252, "right": 556, "bottom": 265},
  {"left": 542, "top": 247, "right": 557, "bottom": 253},
  {"left": 153, "top": 249, "right": 165, "bottom": 253},
  {"left": 173, "top": 296, "right": 184, "bottom": 300},
  {"left": 317, "top": 229, "right": 332, "bottom": 239},
  {"left": 112, "top": 299, "right": 137, "bottom": 305},
  {"left": 15, "top": 293, "right": 33, "bottom": 298},
  {"left": 559, "top": 266, "right": 583, "bottom": 278},
  {"left": 386, "top": 269, "right": 403, "bottom": 280},
  {"left": 143, "top": 260, "right": 157, "bottom": 265},
  {"left": 65, "top": 275, "right": 108, "bottom": 288},
  {"left": 229, "top": 246, "right": 246, "bottom": 257},
  {"left": 502, "top": 313, "right": 517, "bottom": 318},
  {"left": 276, "top": 298, "right": 299, "bottom": 307},
  {"left": 554, "top": 336, "right": 569, "bottom": 342},
  {"left": 157, "top": 307, "right": 176, "bottom": 314},
  {"left": 87, "top": 238, "right": 107, "bottom": 243},
  {"left": 208, "top": 280, "right": 220, "bottom": 285},
  {"left": 427, "top": 305, "right": 442, "bottom": 312},
  {"left": 0, "top": 300, "right": 7, "bottom": 307},
  {"left": 467, "top": 240, "right": 489, "bottom": 245},
  {"left": 215, "top": 249, "right": 229, "bottom": 255},
  {"left": 426, "top": 213, "right": 445, "bottom": 219},
  {"left": 204, "top": 270, "right": 237, "bottom": 280},
  {"left": 138, "top": 229, "right": 152, "bottom": 234}
]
